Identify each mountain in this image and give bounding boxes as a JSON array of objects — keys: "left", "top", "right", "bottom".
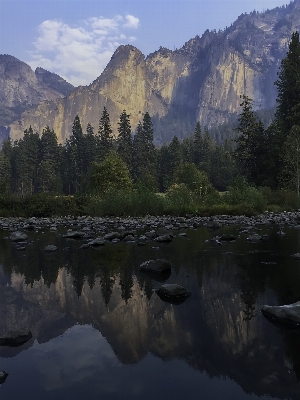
[
  {"left": 7, "top": 0, "right": 300, "bottom": 144},
  {"left": 0, "top": 55, "right": 74, "bottom": 130}
]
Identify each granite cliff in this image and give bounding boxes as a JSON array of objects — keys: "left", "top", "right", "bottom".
[
  {"left": 7, "top": 0, "right": 300, "bottom": 143},
  {"left": 0, "top": 55, "right": 74, "bottom": 130}
]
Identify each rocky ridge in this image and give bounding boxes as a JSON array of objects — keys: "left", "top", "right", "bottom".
[{"left": 7, "top": 0, "right": 300, "bottom": 144}]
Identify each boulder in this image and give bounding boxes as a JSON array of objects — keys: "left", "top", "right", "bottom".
[
  {"left": 0, "top": 329, "right": 32, "bottom": 347},
  {"left": 123, "top": 235, "right": 135, "bottom": 242},
  {"left": 44, "top": 245, "right": 57, "bottom": 252},
  {"left": 63, "top": 231, "right": 86, "bottom": 239},
  {"left": 10, "top": 231, "right": 28, "bottom": 242},
  {"left": 139, "top": 259, "right": 172, "bottom": 273},
  {"left": 219, "top": 234, "right": 236, "bottom": 242},
  {"left": 261, "top": 302, "right": 300, "bottom": 326},
  {"left": 156, "top": 284, "right": 191, "bottom": 304},
  {"left": 89, "top": 237, "right": 105, "bottom": 246},
  {"left": 247, "top": 234, "right": 262, "bottom": 242},
  {"left": 205, "top": 221, "right": 222, "bottom": 229},
  {"left": 156, "top": 235, "right": 172, "bottom": 243},
  {"left": 104, "top": 232, "right": 120, "bottom": 240},
  {"left": 0, "top": 371, "right": 8, "bottom": 384}
]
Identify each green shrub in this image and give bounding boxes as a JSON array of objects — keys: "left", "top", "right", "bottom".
[{"left": 224, "top": 177, "right": 266, "bottom": 213}]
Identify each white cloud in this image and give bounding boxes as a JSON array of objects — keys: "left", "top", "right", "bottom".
[
  {"left": 123, "top": 15, "right": 140, "bottom": 29},
  {"left": 27, "top": 14, "right": 140, "bottom": 86}
]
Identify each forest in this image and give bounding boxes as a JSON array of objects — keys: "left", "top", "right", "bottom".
[{"left": 1, "top": 32, "right": 300, "bottom": 217}]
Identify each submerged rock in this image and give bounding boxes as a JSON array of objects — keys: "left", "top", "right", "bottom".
[
  {"left": 219, "top": 234, "right": 236, "bottom": 242},
  {"left": 10, "top": 231, "right": 28, "bottom": 242},
  {"left": 63, "top": 231, "right": 86, "bottom": 239},
  {"left": 0, "top": 329, "right": 32, "bottom": 347},
  {"left": 139, "top": 259, "right": 172, "bottom": 273},
  {"left": 44, "top": 245, "right": 57, "bottom": 252},
  {"left": 261, "top": 302, "right": 300, "bottom": 326},
  {"left": 155, "top": 235, "right": 172, "bottom": 243},
  {"left": 156, "top": 284, "right": 191, "bottom": 304},
  {"left": 0, "top": 371, "right": 8, "bottom": 384}
]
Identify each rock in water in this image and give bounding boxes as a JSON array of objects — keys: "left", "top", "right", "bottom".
[
  {"left": 10, "top": 231, "right": 28, "bottom": 242},
  {"left": 44, "top": 245, "right": 57, "bottom": 252},
  {"left": 261, "top": 302, "right": 300, "bottom": 326},
  {"left": 0, "top": 371, "right": 8, "bottom": 384},
  {"left": 156, "top": 284, "right": 191, "bottom": 302},
  {"left": 156, "top": 235, "right": 172, "bottom": 243},
  {"left": 0, "top": 329, "right": 32, "bottom": 347},
  {"left": 139, "top": 259, "right": 172, "bottom": 273}
]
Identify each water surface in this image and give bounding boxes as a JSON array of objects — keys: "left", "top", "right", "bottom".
[{"left": 1, "top": 223, "right": 300, "bottom": 399}]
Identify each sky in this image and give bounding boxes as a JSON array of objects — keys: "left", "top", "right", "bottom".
[{"left": 0, "top": 0, "right": 290, "bottom": 86}]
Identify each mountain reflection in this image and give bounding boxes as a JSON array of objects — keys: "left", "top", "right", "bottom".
[{"left": 1, "top": 226, "right": 300, "bottom": 398}]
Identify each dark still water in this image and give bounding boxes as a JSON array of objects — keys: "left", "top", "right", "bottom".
[{"left": 1, "top": 220, "right": 300, "bottom": 400}]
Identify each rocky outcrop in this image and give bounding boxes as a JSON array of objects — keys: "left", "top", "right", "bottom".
[
  {"left": 8, "top": 1, "right": 300, "bottom": 143},
  {"left": 0, "top": 55, "right": 74, "bottom": 128}
]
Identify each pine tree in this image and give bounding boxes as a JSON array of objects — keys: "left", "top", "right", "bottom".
[
  {"left": 132, "top": 113, "right": 156, "bottom": 182},
  {"left": 66, "top": 115, "right": 85, "bottom": 194},
  {"left": 275, "top": 31, "right": 300, "bottom": 136},
  {"left": 38, "top": 126, "right": 61, "bottom": 193},
  {"left": 193, "top": 121, "right": 203, "bottom": 167},
  {"left": 98, "top": 107, "right": 113, "bottom": 161},
  {"left": 280, "top": 125, "right": 300, "bottom": 194},
  {"left": 234, "top": 95, "right": 264, "bottom": 184},
  {"left": 117, "top": 110, "right": 132, "bottom": 171},
  {"left": 14, "top": 126, "right": 40, "bottom": 196}
]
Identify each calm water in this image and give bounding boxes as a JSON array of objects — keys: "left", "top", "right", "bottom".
[{"left": 1, "top": 222, "right": 300, "bottom": 400}]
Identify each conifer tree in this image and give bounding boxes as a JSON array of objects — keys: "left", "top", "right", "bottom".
[
  {"left": 14, "top": 126, "right": 40, "bottom": 195},
  {"left": 38, "top": 126, "right": 61, "bottom": 193},
  {"left": 193, "top": 121, "right": 203, "bottom": 167},
  {"left": 117, "top": 110, "right": 132, "bottom": 171},
  {"left": 66, "top": 115, "right": 85, "bottom": 194},
  {"left": 98, "top": 107, "right": 113, "bottom": 161},
  {"left": 275, "top": 31, "right": 300, "bottom": 136},
  {"left": 132, "top": 112, "right": 156, "bottom": 182},
  {"left": 234, "top": 95, "right": 264, "bottom": 184}
]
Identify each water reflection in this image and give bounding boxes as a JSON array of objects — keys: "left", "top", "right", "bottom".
[{"left": 0, "top": 226, "right": 300, "bottom": 398}]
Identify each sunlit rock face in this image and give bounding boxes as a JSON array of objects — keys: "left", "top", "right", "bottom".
[
  {"left": 8, "top": 1, "right": 300, "bottom": 143},
  {"left": 0, "top": 55, "right": 74, "bottom": 127}
]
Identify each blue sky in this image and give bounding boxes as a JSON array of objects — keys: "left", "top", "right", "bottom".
[{"left": 0, "top": 0, "right": 289, "bottom": 86}]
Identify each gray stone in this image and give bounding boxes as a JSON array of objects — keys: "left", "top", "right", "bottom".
[
  {"left": 0, "top": 329, "right": 32, "bottom": 347},
  {"left": 104, "top": 232, "right": 120, "bottom": 240},
  {"left": 0, "top": 371, "right": 8, "bottom": 384},
  {"left": 261, "top": 302, "right": 300, "bottom": 326},
  {"left": 145, "top": 231, "right": 156, "bottom": 239},
  {"left": 247, "top": 234, "right": 262, "bottom": 242},
  {"left": 156, "top": 235, "right": 172, "bottom": 243},
  {"left": 156, "top": 284, "right": 191, "bottom": 299},
  {"left": 89, "top": 237, "right": 105, "bottom": 246},
  {"left": 139, "top": 259, "right": 172, "bottom": 273},
  {"left": 219, "top": 234, "right": 236, "bottom": 242},
  {"left": 44, "top": 245, "right": 57, "bottom": 252},
  {"left": 123, "top": 234, "right": 135, "bottom": 242},
  {"left": 63, "top": 231, "right": 86, "bottom": 239},
  {"left": 10, "top": 231, "right": 28, "bottom": 242}
]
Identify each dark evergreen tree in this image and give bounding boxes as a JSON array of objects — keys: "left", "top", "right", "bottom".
[
  {"left": 275, "top": 31, "right": 300, "bottom": 136},
  {"left": 38, "top": 126, "right": 61, "bottom": 193},
  {"left": 234, "top": 95, "right": 264, "bottom": 184},
  {"left": 117, "top": 110, "right": 132, "bottom": 171},
  {"left": 65, "top": 115, "right": 85, "bottom": 194},
  {"left": 98, "top": 107, "right": 114, "bottom": 161},
  {"left": 132, "top": 113, "right": 157, "bottom": 182},
  {"left": 14, "top": 126, "right": 40, "bottom": 196},
  {"left": 193, "top": 121, "right": 203, "bottom": 167}
]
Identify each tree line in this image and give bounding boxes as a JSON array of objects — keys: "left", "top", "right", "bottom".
[
  {"left": 0, "top": 31, "right": 300, "bottom": 201},
  {"left": 0, "top": 108, "right": 236, "bottom": 197}
]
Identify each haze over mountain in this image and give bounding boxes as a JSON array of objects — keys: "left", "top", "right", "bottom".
[{"left": 4, "top": 0, "right": 300, "bottom": 144}]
